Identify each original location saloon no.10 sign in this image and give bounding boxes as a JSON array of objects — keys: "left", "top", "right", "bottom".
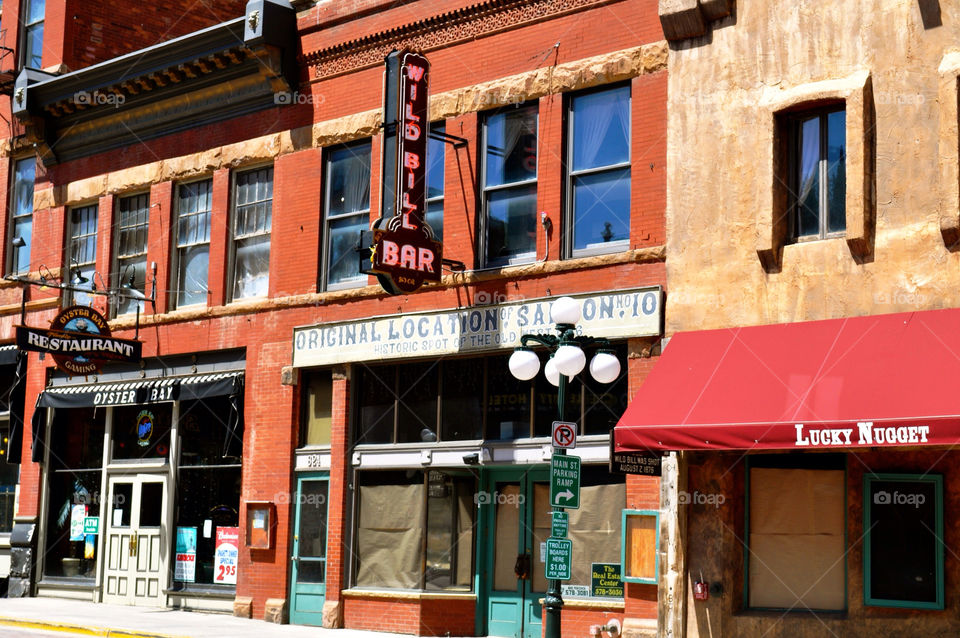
[{"left": 369, "top": 50, "right": 442, "bottom": 294}]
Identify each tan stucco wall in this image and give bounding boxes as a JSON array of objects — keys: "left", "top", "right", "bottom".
[{"left": 666, "top": 0, "right": 960, "bottom": 334}]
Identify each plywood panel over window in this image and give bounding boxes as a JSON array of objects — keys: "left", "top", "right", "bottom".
[{"left": 748, "top": 467, "right": 845, "bottom": 610}]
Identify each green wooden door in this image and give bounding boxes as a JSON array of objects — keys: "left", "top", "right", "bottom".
[
  {"left": 289, "top": 475, "right": 329, "bottom": 626},
  {"left": 481, "top": 467, "right": 549, "bottom": 638}
]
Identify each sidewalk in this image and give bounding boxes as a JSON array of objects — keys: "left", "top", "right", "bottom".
[{"left": 0, "top": 597, "right": 411, "bottom": 638}]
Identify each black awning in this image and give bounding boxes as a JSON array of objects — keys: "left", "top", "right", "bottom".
[
  {"left": 0, "top": 345, "right": 18, "bottom": 366},
  {"left": 38, "top": 372, "right": 242, "bottom": 409}
]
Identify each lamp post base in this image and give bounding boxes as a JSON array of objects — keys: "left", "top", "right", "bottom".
[{"left": 544, "top": 583, "right": 563, "bottom": 638}]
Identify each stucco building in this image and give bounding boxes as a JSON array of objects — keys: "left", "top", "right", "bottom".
[
  {"left": 616, "top": 1, "right": 960, "bottom": 636},
  {"left": 0, "top": 1, "right": 669, "bottom": 636}
]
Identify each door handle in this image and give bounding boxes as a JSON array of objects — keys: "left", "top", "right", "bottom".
[
  {"left": 514, "top": 553, "right": 531, "bottom": 580},
  {"left": 129, "top": 531, "right": 138, "bottom": 557}
]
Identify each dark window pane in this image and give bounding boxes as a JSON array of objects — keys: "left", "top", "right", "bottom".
[
  {"left": 486, "top": 184, "right": 537, "bottom": 265},
  {"left": 796, "top": 116, "right": 820, "bottom": 237},
  {"left": 178, "top": 397, "right": 243, "bottom": 466},
  {"left": 356, "top": 365, "right": 395, "bottom": 444},
  {"left": 533, "top": 372, "right": 564, "bottom": 438},
  {"left": 427, "top": 125, "right": 445, "bottom": 199},
  {"left": 425, "top": 474, "right": 475, "bottom": 590},
  {"left": 297, "top": 560, "right": 326, "bottom": 583},
  {"left": 868, "top": 479, "right": 939, "bottom": 604},
  {"left": 111, "top": 404, "right": 172, "bottom": 461},
  {"left": 486, "top": 356, "right": 530, "bottom": 440},
  {"left": 583, "top": 353, "right": 628, "bottom": 436},
  {"left": 572, "top": 168, "right": 630, "bottom": 251},
  {"left": 826, "top": 110, "right": 846, "bottom": 233},
  {"left": 175, "top": 466, "right": 241, "bottom": 585},
  {"left": 397, "top": 362, "right": 439, "bottom": 443},
  {"left": 50, "top": 408, "right": 105, "bottom": 470},
  {"left": 425, "top": 201, "right": 443, "bottom": 243},
  {"left": 572, "top": 86, "right": 630, "bottom": 171},
  {"left": 440, "top": 359, "right": 483, "bottom": 441},
  {"left": 44, "top": 468, "right": 102, "bottom": 578},
  {"left": 297, "top": 481, "right": 328, "bottom": 560},
  {"left": 112, "top": 482, "right": 133, "bottom": 527},
  {"left": 485, "top": 106, "right": 537, "bottom": 186},
  {"left": 139, "top": 482, "right": 163, "bottom": 527}
]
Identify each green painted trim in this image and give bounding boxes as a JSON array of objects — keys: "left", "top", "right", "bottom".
[
  {"left": 863, "top": 472, "right": 944, "bottom": 610},
  {"left": 621, "top": 509, "right": 658, "bottom": 584},
  {"left": 289, "top": 472, "right": 330, "bottom": 626}
]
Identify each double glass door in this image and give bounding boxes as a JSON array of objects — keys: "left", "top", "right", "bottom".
[
  {"left": 102, "top": 474, "right": 168, "bottom": 606},
  {"left": 483, "top": 468, "right": 550, "bottom": 638}
]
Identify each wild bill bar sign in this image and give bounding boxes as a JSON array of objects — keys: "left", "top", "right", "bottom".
[
  {"left": 17, "top": 305, "right": 142, "bottom": 375},
  {"left": 365, "top": 50, "right": 442, "bottom": 294}
]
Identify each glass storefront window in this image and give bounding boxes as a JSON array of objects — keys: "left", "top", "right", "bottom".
[
  {"left": 175, "top": 397, "right": 242, "bottom": 587},
  {"left": 0, "top": 420, "right": 19, "bottom": 533},
  {"left": 352, "top": 349, "right": 627, "bottom": 445},
  {"left": 43, "top": 408, "right": 105, "bottom": 579},
  {"left": 354, "top": 470, "right": 476, "bottom": 591},
  {"left": 111, "top": 404, "right": 171, "bottom": 461}
]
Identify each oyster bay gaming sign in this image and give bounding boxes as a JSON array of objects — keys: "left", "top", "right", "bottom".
[
  {"left": 293, "top": 288, "right": 662, "bottom": 367},
  {"left": 17, "top": 305, "right": 142, "bottom": 375}
]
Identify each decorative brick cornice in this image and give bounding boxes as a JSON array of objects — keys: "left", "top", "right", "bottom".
[{"left": 303, "top": 0, "right": 623, "bottom": 81}]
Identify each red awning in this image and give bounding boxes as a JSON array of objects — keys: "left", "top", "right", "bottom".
[{"left": 614, "top": 308, "right": 960, "bottom": 452}]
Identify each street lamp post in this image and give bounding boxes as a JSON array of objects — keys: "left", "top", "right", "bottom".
[{"left": 507, "top": 296, "right": 621, "bottom": 638}]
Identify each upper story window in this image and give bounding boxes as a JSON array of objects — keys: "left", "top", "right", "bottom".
[
  {"left": 9, "top": 156, "right": 35, "bottom": 275},
  {"left": 482, "top": 104, "right": 538, "bottom": 267},
  {"left": 66, "top": 204, "right": 97, "bottom": 306},
  {"left": 113, "top": 193, "right": 149, "bottom": 317},
  {"left": 21, "top": 0, "right": 44, "bottom": 69},
  {"left": 789, "top": 106, "right": 846, "bottom": 240},
  {"left": 425, "top": 124, "right": 445, "bottom": 242},
  {"left": 231, "top": 166, "right": 273, "bottom": 300},
  {"left": 174, "top": 180, "right": 212, "bottom": 308},
  {"left": 324, "top": 142, "right": 370, "bottom": 290},
  {"left": 567, "top": 85, "right": 631, "bottom": 256}
]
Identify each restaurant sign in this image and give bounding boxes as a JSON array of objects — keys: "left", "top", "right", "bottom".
[
  {"left": 17, "top": 305, "right": 142, "bottom": 375},
  {"left": 293, "top": 288, "right": 662, "bottom": 367}
]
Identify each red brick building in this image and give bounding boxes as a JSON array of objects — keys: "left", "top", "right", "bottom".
[{"left": 0, "top": 1, "right": 667, "bottom": 636}]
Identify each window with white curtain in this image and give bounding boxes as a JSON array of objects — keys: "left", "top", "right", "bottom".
[
  {"left": 324, "top": 142, "right": 370, "bottom": 290},
  {"left": 567, "top": 85, "right": 631, "bottom": 256},
  {"left": 788, "top": 106, "right": 846, "bottom": 240},
  {"left": 174, "top": 180, "right": 212, "bottom": 308},
  {"left": 113, "top": 193, "right": 149, "bottom": 317},
  {"left": 9, "top": 156, "right": 35, "bottom": 275},
  {"left": 482, "top": 104, "right": 538, "bottom": 267},
  {"left": 66, "top": 204, "right": 98, "bottom": 307},
  {"left": 231, "top": 167, "right": 273, "bottom": 300}
]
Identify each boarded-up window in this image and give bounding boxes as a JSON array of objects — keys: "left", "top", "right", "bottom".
[
  {"left": 356, "top": 483, "right": 424, "bottom": 588},
  {"left": 748, "top": 463, "right": 845, "bottom": 610},
  {"left": 301, "top": 371, "right": 332, "bottom": 446},
  {"left": 567, "top": 483, "right": 625, "bottom": 592},
  {"left": 623, "top": 511, "right": 657, "bottom": 583},
  {"left": 355, "top": 471, "right": 476, "bottom": 591}
]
